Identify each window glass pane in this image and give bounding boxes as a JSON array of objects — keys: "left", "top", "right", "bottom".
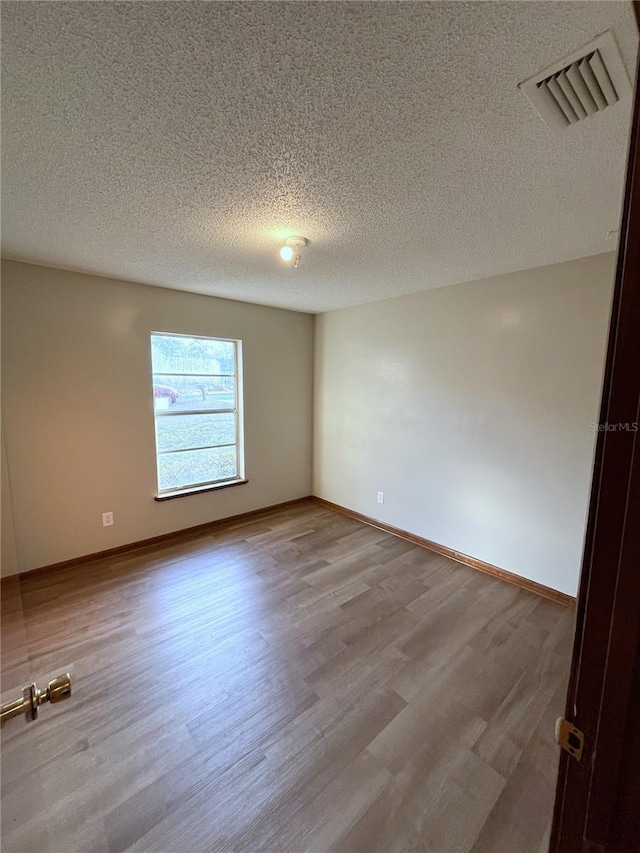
[
  {"left": 151, "top": 335, "right": 235, "bottom": 376},
  {"left": 152, "top": 375, "right": 235, "bottom": 412},
  {"left": 158, "top": 447, "right": 238, "bottom": 491},
  {"left": 150, "top": 333, "right": 242, "bottom": 493},
  {"left": 155, "top": 413, "right": 236, "bottom": 453}
]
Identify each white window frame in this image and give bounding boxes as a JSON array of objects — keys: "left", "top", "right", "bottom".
[{"left": 150, "top": 331, "right": 245, "bottom": 499}]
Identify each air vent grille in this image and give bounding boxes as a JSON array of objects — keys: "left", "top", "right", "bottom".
[{"left": 519, "top": 31, "right": 631, "bottom": 132}]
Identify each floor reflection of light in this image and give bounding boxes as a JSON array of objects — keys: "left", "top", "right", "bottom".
[{"left": 137, "top": 539, "right": 292, "bottom": 728}]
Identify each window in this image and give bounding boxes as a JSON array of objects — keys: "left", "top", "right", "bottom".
[{"left": 150, "top": 332, "right": 244, "bottom": 497}]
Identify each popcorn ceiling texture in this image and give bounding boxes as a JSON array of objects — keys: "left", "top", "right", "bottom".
[{"left": 1, "top": 1, "right": 637, "bottom": 313}]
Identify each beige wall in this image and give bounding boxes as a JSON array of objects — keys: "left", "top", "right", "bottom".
[
  {"left": 1, "top": 260, "right": 313, "bottom": 574},
  {"left": 1, "top": 429, "right": 19, "bottom": 578},
  {"left": 314, "top": 254, "right": 616, "bottom": 596},
  {"left": 2, "top": 254, "right": 615, "bottom": 592}
]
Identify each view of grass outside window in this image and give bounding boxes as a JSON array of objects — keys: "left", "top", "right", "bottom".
[{"left": 150, "top": 333, "right": 243, "bottom": 494}]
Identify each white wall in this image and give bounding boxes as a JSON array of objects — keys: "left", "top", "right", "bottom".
[
  {"left": 1, "top": 260, "right": 313, "bottom": 575},
  {"left": 314, "top": 254, "right": 616, "bottom": 596}
]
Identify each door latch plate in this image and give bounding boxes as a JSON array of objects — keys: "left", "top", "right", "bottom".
[{"left": 556, "top": 716, "right": 585, "bottom": 760}]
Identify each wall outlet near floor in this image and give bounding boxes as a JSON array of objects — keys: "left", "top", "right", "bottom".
[
  {"left": 102, "top": 511, "right": 114, "bottom": 527},
  {"left": 377, "top": 491, "right": 385, "bottom": 504}
]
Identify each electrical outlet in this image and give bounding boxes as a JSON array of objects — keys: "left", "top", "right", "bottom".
[
  {"left": 102, "top": 511, "right": 114, "bottom": 527},
  {"left": 377, "top": 491, "right": 385, "bottom": 504}
]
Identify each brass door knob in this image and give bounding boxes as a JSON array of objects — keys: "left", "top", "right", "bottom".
[
  {"left": 47, "top": 673, "right": 72, "bottom": 705},
  {"left": 0, "top": 673, "right": 72, "bottom": 726}
]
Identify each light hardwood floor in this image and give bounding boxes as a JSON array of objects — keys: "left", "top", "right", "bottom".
[{"left": 1, "top": 500, "right": 575, "bottom": 853}]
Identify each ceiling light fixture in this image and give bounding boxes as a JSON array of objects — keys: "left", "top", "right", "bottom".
[{"left": 279, "top": 236, "right": 308, "bottom": 268}]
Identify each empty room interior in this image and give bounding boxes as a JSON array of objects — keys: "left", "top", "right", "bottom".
[{"left": 1, "top": 2, "right": 638, "bottom": 852}]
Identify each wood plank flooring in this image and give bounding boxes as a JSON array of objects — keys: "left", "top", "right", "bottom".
[{"left": 0, "top": 500, "right": 575, "bottom": 852}]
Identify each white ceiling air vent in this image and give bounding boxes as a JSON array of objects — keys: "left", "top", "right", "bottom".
[{"left": 519, "top": 30, "right": 631, "bottom": 132}]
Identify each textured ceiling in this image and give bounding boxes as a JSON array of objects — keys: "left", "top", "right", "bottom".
[{"left": 1, "top": 1, "right": 637, "bottom": 313}]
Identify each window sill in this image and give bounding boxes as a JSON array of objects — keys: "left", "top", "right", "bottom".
[{"left": 154, "top": 478, "right": 248, "bottom": 501}]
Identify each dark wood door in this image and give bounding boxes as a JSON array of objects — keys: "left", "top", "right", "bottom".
[{"left": 549, "top": 15, "right": 640, "bottom": 852}]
